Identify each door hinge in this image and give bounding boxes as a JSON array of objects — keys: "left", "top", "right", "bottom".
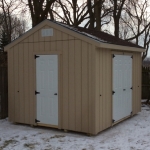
[
  {"left": 35, "top": 91, "right": 40, "bottom": 95},
  {"left": 131, "top": 111, "right": 133, "bottom": 115},
  {"left": 112, "top": 91, "right": 115, "bottom": 95},
  {"left": 130, "top": 87, "right": 133, "bottom": 90},
  {"left": 131, "top": 55, "right": 133, "bottom": 59},
  {"left": 112, "top": 54, "right": 115, "bottom": 58},
  {"left": 35, "top": 55, "right": 40, "bottom": 59},
  {"left": 112, "top": 119, "right": 115, "bottom": 123},
  {"left": 35, "top": 119, "right": 40, "bottom": 123}
]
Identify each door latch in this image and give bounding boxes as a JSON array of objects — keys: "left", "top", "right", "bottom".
[{"left": 54, "top": 93, "right": 57, "bottom": 95}]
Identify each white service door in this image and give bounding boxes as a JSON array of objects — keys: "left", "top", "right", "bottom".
[
  {"left": 113, "top": 55, "right": 132, "bottom": 122},
  {"left": 36, "top": 55, "right": 58, "bottom": 125}
]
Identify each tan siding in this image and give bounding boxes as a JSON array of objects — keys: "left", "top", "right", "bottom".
[
  {"left": 33, "top": 31, "right": 40, "bottom": 52},
  {"left": 28, "top": 36, "right": 35, "bottom": 125},
  {"left": 74, "top": 40, "right": 82, "bottom": 131},
  {"left": 56, "top": 29, "right": 62, "bottom": 43},
  {"left": 13, "top": 45, "right": 19, "bottom": 122},
  {"left": 56, "top": 41, "right": 63, "bottom": 51},
  {"left": 58, "top": 54, "right": 63, "bottom": 129},
  {"left": 18, "top": 43, "right": 25, "bottom": 123},
  {"left": 62, "top": 34, "right": 69, "bottom": 129},
  {"left": 51, "top": 42, "right": 56, "bottom": 51},
  {"left": 105, "top": 50, "right": 112, "bottom": 127},
  {"left": 99, "top": 49, "right": 103, "bottom": 131},
  {"left": 44, "top": 42, "right": 51, "bottom": 51},
  {"left": 133, "top": 53, "right": 141, "bottom": 114},
  {"left": 88, "top": 44, "right": 94, "bottom": 134},
  {"left": 68, "top": 36, "right": 75, "bottom": 130},
  {"left": 95, "top": 49, "right": 100, "bottom": 132},
  {"left": 24, "top": 42, "right": 30, "bottom": 124},
  {"left": 95, "top": 48, "right": 112, "bottom": 134},
  {"left": 81, "top": 41, "right": 89, "bottom": 133},
  {"left": 8, "top": 49, "right": 15, "bottom": 121},
  {"left": 39, "top": 42, "right": 45, "bottom": 52},
  {"left": 38, "top": 28, "right": 43, "bottom": 42}
]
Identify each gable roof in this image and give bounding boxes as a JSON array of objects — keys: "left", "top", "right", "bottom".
[
  {"left": 54, "top": 21, "right": 143, "bottom": 49},
  {"left": 5, "top": 19, "right": 145, "bottom": 52},
  {"left": 77, "top": 27, "right": 142, "bottom": 48}
]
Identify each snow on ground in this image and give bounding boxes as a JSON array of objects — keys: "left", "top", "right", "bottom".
[{"left": 0, "top": 105, "right": 150, "bottom": 150}]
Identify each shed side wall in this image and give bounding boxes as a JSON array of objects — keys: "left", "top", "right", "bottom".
[{"left": 8, "top": 25, "right": 94, "bottom": 133}]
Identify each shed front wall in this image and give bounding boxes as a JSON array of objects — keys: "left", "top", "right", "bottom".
[
  {"left": 95, "top": 48, "right": 142, "bottom": 134},
  {"left": 7, "top": 24, "right": 95, "bottom": 134}
]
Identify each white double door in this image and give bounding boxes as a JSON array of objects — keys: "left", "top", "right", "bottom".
[
  {"left": 36, "top": 55, "right": 58, "bottom": 125},
  {"left": 113, "top": 55, "right": 132, "bottom": 122}
]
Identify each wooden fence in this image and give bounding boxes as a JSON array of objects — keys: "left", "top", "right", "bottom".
[
  {"left": 142, "top": 66, "right": 150, "bottom": 100},
  {"left": 0, "top": 53, "right": 8, "bottom": 119}
]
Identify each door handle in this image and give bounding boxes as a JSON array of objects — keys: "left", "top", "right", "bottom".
[
  {"left": 123, "top": 89, "right": 126, "bottom": 91},
  {"left": 54, "top": 93, "right": 57, "bottom": 95}
]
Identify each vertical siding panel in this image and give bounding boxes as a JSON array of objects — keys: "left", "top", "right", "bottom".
[
  {"left": 24, "top": 42, "right": 30, "bottom": 124},
  {"left": 81, "top": 42, "right": 89, "bottom": 132},
  {"left": 133, "top": 53, "right": 139, "bottom": 114},
  {"left": 45, "top": 41, "right": 51, "bottom": 51},
  {"left": 8, "top": 50, "right": 14, "bottom": 121},
  {"left": 68, "top": 36, "right": 75, "bottom": 130},
  {"left": 38, "top": 28, "right": 43, "bottom": 42},
  {"left": 88, "top": 44, "right": 92, "bottom": 133},
  {"left": 52, "top": 28, "right": 57, "bottom": 40},
  {"left": 74, "top": 40, "right": 82, "bottom": 131},
  {"left": 57, "top": 30, "right": 63, "bottom": 40},
  {"left": 62, "top": 34, "right": 69, "bottom": 129},
  {"left": 19, "top": 43, "right": 24, "bottom": 123},
  {"left": 134, "top": 53, "right": 141, "bottom": 113},
  {"left": 40, "top": 42, "right": 45, "bottom": 51},
  {"left": 33, "top": 31, "right": 40, "bottom": 52},
  {"left": 102, "top": 49, "right": 106, "bottom": 129},
  {"left": 14, "top": 45, "right": 19, "bottom": 122},
  {"left": 51, "top": 42, "right": 55, "bottom": 51},
  {"left": 105, "top": 50, "right": 112, "bottom": 127},
  {"left": 56, "top": 31, "right": 62, "bottom": 51},
  {"left": 57, "top": 41, "right": 63, "bottom": 51},
  {"left": 29, "top": 35, "right": 35, "bottom": 124},
  {"left": 95, "top": 49, "right": 100, "bottom": 132},
  {"left": 99, "top": 49, "right": 103, "bottom": 131},
  {"left": 139, "top": 54, "right": 142, "bottom": 112},
  {"left": 91, "top": 46, "right": 96, "bottom": 134}
]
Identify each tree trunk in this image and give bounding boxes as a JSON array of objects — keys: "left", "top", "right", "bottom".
[
  {"left": 94, "top": 0, "right": 104, "bottom": 31},
  {"left": 28, "top": 0, "right": 57, "bottom": 27},
  {"left": 87, "top": 0, "right": 94, "bottom": 29}
]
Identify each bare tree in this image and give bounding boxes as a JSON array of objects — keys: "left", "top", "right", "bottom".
[
  {"left": 122, "top": 0, "right": 150, "bottom": 59},
  {"left": 0, "top": 0, "right": 26, "bottom": 42},
  {"left": 27, "top": 0, "right": 57, "bottom": 27}
]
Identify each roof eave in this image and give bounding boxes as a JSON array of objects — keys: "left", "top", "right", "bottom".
[{"left": 97, "top": 42, "right": 145, "bottom": 52}]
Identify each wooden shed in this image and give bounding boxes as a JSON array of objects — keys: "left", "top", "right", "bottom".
[{"left": 5, "top": 20, "right": 145, "bottom": 135}]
